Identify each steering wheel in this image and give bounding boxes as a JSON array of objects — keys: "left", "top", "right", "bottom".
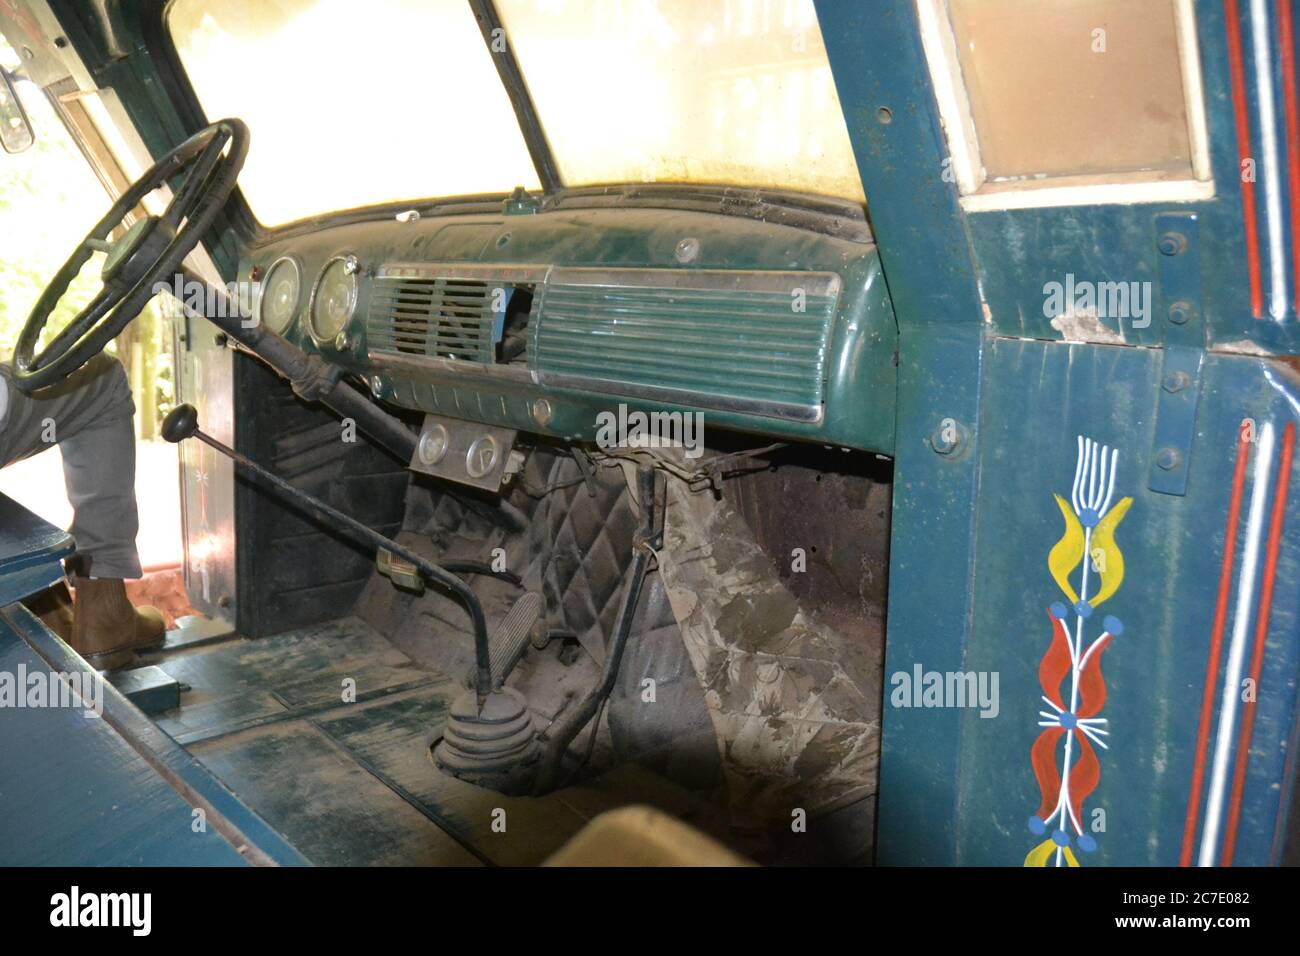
[{"left": 12, "top": 118, "right": 248, "bottom": 393}]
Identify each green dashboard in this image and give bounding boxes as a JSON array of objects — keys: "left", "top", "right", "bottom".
[{"left": 240, "top": 201, "right": 898, "bottom": 458}]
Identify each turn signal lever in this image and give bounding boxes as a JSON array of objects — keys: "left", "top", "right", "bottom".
[{"left": 161, "top": 403, "right": 493, "bottom": 698}]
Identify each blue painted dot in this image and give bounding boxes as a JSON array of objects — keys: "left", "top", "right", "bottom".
[
  {"left": 1028, "top": 816, "right": 1046, "bottom": 835},
  {"left": 1052, "top": 829, "right": 1071, "bottom": 847},
  {"left": 1078, "top": 834, "right": 1098, "bottom": 853},
  {"left": 1079, "top": 508, "right": 1100, "bottom": 528},
  {"left": 1059, "top": 712, "right": 1078, "bottom": 730},
  {"left": 1104, "top": 615, "right": 1123, "bottom": 636},
  {"left": 1074, "top": 600, "right": 1093, "bottom": 619},
  {"left": 1050, "top": 602, "right": 1069, "bottom": 621}
]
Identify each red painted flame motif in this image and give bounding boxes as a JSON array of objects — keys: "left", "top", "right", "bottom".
[{"left": 1030, "top": 612, "right": 1112, "bottom": 832}]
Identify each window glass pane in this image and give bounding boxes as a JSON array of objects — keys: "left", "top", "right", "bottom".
[
  {"left": 946, "top": 0, "right": 1193, "bottom": 181},
  {"left": 0, "top": 38, "right": 109, "bottom": 355},
  {"left": 168, "top": 0, "right": 541, "bottom": 226},
  {"left": 496, "top": 0, "right": 865, "bottom": 203}
]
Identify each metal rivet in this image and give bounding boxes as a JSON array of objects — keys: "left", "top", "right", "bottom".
[
  {"left": 1155, "top": 447, "right": 1182, "bottom": 471},
  {"left": 1162, "top": 371, "right": 1191, "bottom": 393},
  {"left": 1168, "top": 300, "right": 1193, "bottom": 325},
  {"left": 674, "top": 237, "right": 700, "bottom": 264}
]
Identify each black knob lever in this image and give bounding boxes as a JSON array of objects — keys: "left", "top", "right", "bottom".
[
  {"left": 161, "top": 402, "right": 493, "bottom": 698},
  {"left": 160, "top": 403, "right": 200, "bottom": 443}
]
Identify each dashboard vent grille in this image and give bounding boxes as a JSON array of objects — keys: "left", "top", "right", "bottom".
[
  {"left": 367, "top": 276, "right": 496, "bottom": 363},
  {"left": 533, "top": 269, "right": 840, "bottom": 419}
]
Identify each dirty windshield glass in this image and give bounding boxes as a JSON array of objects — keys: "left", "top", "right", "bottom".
[
  {"left": 167, "top": 0, "right": 541, "bottom": 226},
  {"left": 169, "top": 0, "right": 864, "bottom": 225},
  {"left": 495, "top": 0, "right": 864, "bottom": 202}
]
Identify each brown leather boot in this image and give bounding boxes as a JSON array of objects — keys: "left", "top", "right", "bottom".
[
  {"left": 69, "top": 573, "right": 167, "bottom": 669},
  {"left": 24, "top": 580, "right": 75, "bottom": 642}
]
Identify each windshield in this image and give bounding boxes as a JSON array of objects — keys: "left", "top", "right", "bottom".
[{"left": 169, "top": 0, "right": 864, "bottom": 226}]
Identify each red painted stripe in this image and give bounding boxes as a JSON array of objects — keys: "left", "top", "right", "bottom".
[
  {"left": 1280, "top": 0, "right": 1300, "bottom": 310},
  {"left": 1180, "top": 423, "right": 1253, "bottom": 866},
  {"left": 1226, "top": 0, "right": 1265, "bottom": 318},
  {"left": 1222, "top": 422, "right": 1294, "bottom": 865}
]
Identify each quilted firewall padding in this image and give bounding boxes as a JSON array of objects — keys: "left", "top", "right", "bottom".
[
  {"left": 521, "top": 454, "right": 641, "bottom": 663},
  {"left": 355, "top": 446, "right": 717, "bottom": 788}
]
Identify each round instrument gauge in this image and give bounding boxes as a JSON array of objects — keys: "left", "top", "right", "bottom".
[
  {"left": 308, "top": 255, "right": 359, "bottom": 344},
  {"left": 256, "top": 257, "right": 301, "bottom": 334},
  {"left": 466, "top": 435, "right": 501, "bottom": 478}
]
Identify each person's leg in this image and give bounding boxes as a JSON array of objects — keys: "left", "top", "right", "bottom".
[
  {"left": 0, "top": 355, "right": 162, "bottom": 661},
  {"left": 0, "top": 353, "right": 142, "bottom": 577}
]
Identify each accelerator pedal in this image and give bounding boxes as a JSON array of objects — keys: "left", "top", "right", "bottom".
[{"left": 489, "top": 590, "right": 543, "bottom": 688}]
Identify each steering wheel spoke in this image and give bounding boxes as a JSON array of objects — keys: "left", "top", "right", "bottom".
[
  {"left": 13, "top": 119, "right": 248, "bottom": 392},
  {"left": 82, "top": 236, "right": 114, "bottom": 255}
]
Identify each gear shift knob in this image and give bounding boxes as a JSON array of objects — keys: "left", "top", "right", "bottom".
[{"left": 161, "top": 402, "right": 200, "bottom": 443}]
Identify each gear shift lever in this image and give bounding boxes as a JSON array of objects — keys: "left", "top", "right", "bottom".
[{"left": 161, "top": 402, "right": 493, "bottom": 699}]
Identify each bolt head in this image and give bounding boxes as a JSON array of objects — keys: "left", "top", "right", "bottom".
[
  {"left": 1158, "top": 231, "right": 1187, "bottom": 256},
  {"left": 674, "top": 237, "right": 700, "bottom": 264},
  {"left": 929, "top": 420, "right": 963, "bottom": 456}
]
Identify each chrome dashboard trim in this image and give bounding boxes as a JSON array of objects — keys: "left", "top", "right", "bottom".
[
  {"left": 378, "top": 262, "right": 551, "bottom": 284},
  {"left": 543, "top": 266, "right": 842, "bottom": 297},
  {"left": 534, "top": 372, "right": 825, "bottom": 424},
  {"left": 367, "top": 351, "right": 823, "bottom": 423}
]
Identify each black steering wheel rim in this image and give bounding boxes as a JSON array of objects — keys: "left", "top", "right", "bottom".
[{"left": 12, "top": 118, "right": 248, "bottom": 393}]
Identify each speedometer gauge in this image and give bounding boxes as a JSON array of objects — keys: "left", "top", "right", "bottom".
[
  {"left": 309, "top": 255, "right": 359, "bottom": 344},
  {"left": 256, "top": 256, "right": 301, "bottom": 334}
]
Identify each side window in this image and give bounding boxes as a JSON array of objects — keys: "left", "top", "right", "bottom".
[
  {"left": 0, "top": 36, "right": 108, "bottom": 356},
  {"left": 0, "top": 35, "right": 174, "bottom": 439},
  {"left": 916, "top": 0, "right": 1212, "bottom": 210}
]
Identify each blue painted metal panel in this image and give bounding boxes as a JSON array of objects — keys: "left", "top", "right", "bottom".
[
  {"left": 951, "top": 343, "right": 1300, "bottom": 865},
  {"left": 0, "top": 603, "right": 309, "bottom": 866},
  {"left": 816, "top": 0, "right": 982, "bottom": 325},
  {"left": 876, "top": 324, "right": 985, "bottom": 864},
  {"left": 0, "top": 618, "right": 247, "bottom": 864},
  {"left": 0, "top": 492, "right": 73, "bottom": 607}
]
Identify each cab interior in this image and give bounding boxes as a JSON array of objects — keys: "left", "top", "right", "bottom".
[{"left": 0, "top": 0, "right": 892, "bottom": 865}]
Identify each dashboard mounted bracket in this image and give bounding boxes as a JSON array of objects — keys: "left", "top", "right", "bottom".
[{"left": 409, "top": 413, "right": 518, "bottom": 493}]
